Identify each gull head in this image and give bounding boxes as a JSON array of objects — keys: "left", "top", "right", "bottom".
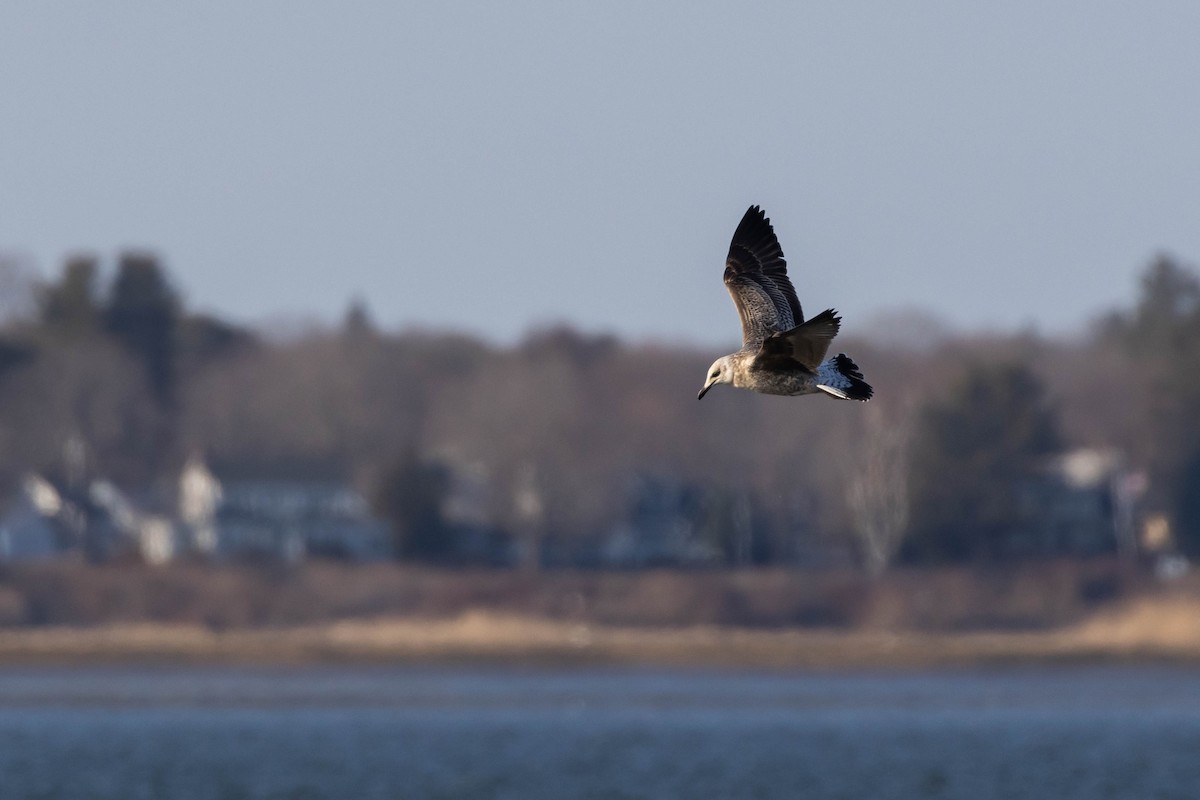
[{"left": 697, "top": 355, "right": 734, "bottom": 400}]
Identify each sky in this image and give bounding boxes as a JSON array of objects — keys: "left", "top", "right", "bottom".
[{"left": 2, "top": 3, "right": 1200, "bottom": 347}]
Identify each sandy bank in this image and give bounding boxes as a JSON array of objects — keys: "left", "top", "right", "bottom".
[{"left": 1, "top": 594, "right": 1198, "bottom": 669}]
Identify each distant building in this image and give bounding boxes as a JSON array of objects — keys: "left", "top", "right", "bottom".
[
  {"left": 0, "top": 474, "right": 141, "bottom": 563},
  {"left": 179, "top": 455, "right": 222, "bottom": 554},
  {"left": 1012, "top": 448, "right": 1143, "bottom": 557},
  {"left": 0, "top": 476, "right": 69, "bottom": 561},
  {"left": 89, "top": 479, "right": 183, "bottom": 564},
  {"left": 438, "top": 461, "right": 518, "bottom": 566},
  {"left": 601, "top": 475, "right": 722, "bottom": 567},
  {"left": 212, "top": 479, "right": 392, "bottom": 562},
  {"left": 0, "top": 458, "right": 393, "bottom": 565}
]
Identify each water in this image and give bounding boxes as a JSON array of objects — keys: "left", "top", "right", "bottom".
[{"left": 1, "top": 664, "right": 1199, "bottom": 799}]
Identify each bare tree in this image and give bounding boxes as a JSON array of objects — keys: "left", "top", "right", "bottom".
[
  {"left": 846, "top": 401, "right": 912, "bottom": 577},
  {"left": 0, "top": 252, "right": 39, "bottom": 326},
  {"left": 0, "top": 339, "right": 163, "bottom": 485}
]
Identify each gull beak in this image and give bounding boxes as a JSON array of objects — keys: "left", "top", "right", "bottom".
[{"left": 697, "top": 383, "right": 712, "bottom": 400}]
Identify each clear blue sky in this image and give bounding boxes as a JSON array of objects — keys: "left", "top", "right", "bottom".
[{"left": 3, "top": 3, "right": 1199, "bottom": 345}]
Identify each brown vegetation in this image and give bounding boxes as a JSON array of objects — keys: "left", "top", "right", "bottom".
[
  {"left": 0, "top": 559, "right": 1165, "bottom": 632},
  {"left": 0, "top": 563, "right": 1197, "bottom": 669}
]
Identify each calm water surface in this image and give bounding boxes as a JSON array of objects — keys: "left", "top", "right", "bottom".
[{"left": 1, "top": 664, "right": 1198, "bottom": 799}]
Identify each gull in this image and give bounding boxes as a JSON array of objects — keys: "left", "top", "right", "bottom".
[{"left": 697, "top": 205, "right": 873, "bottom": 402}]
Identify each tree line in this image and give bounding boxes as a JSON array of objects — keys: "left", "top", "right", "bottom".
[{"left": 0, "top": 250, "right": 1197, "bottom": 569}]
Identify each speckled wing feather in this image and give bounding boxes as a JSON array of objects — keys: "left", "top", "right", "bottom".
[{"left": 723, "top": 206, "right": 804, "bottom": 350}]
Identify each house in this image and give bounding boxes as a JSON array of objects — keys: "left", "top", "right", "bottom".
[
  {"left": 89, "top": 480, "right": 183, "bottom": 565},
  {"left": 0, "top": 475, "right": 69, "bottom": 561},
  {"left": 0, "top": 457, "right": 393, "bottom": 565},
  {"left": 438, "top": 460, "right": 518, "bottom": 566},
  {"left": 174, "top": 455, "right": 394, "bottom": 562},
  {"left": 179, "top": 455, "right": 221, "bottom": 554},
  {"left": 601, "top": 475, "right": 722, "bottom": 567},
  {"left": 0, "top": 473, "right": 151, "bottom": 563},
  {"left": 1012, "top": 448, "right": 1142, "bottom": 557},
  {"left": 210, "top": 478, "right": 392, "bottom": 562}
]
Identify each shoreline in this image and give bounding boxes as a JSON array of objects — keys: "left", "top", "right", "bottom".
[{"left": 1, "top": 595, "right": 1198, "bottom": 669}]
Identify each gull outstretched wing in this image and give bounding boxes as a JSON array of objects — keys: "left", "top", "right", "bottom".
[{"left": 723, "top": 205, "right": 804, "bottom": 350}]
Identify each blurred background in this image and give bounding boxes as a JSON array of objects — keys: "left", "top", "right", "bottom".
[{"left": 2, "top": 3, "right": 1200, "bottom": 799}]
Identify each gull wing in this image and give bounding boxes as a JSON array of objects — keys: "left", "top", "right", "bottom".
[
  {"left": 723, "top": 206, "right": 804, "bottom": 350},
  {"left": 755, "top": 308, "right": 841, "bottom": 372}
]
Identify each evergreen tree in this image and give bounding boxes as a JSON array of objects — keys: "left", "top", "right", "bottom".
[
  {"left": 372, "top": 450, "right": 452, "bottom": 560},
  {"left": 104, "top": 253, "right": 180, "bottom": 403},
  {"left": 178, "top": 314, "right": 256, "bottom": 365},
  {"left": 902, "top": 361, "right": 1062, "bottom": 562},
  {"left": 342, "top": 297, "right": 376, "bottom": 339},
  {"left": 40, "top": 255, "right": 101, "bottom": 339},
  {"left": 1113, "top": 256, "right": 1200, "bottom": 553}
]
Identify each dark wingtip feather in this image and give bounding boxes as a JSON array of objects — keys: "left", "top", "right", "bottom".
[
  {"left": 725, "top": 205, "right": 803, "bottom": 324},
  {"left": 834, "top": 353, "right": 874, "bottom": 401},
  {"left": 728, "top": 206, "right": 780, "bottom": 266}
]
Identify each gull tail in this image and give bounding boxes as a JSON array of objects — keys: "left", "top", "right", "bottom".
[{"left": 816, "top": 354, "right": 873, "bottom": 401}]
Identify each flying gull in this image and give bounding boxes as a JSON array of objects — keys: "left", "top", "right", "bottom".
[{"left": 697, "top": 205, "right": 873, "bottom": 402}]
